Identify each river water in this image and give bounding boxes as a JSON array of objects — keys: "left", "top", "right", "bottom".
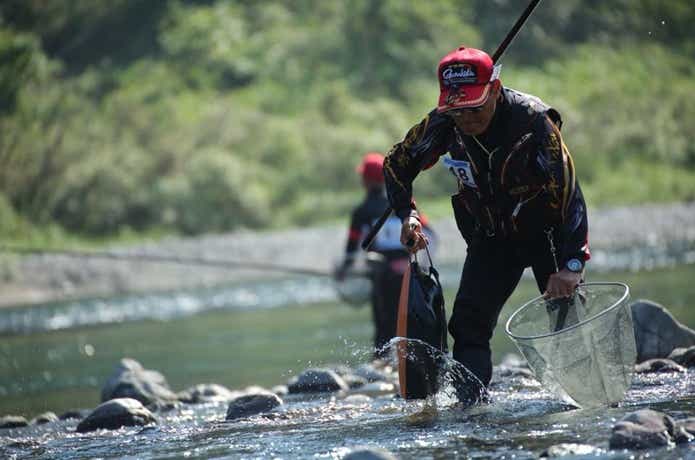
[{"left": 1, "top": 252, "right": 694, "bottom": 458}]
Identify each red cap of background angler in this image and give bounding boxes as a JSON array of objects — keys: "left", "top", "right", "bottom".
[
  {"left": 356, "top": 152, "right": 385, "bottom": 183},
  {"left": 437, "top": 46, "right": 498, "bottom": 112}
]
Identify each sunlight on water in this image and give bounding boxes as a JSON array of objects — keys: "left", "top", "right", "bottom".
[
  {"left": 1, "top": 240, "right": 694, "bottom": 334},
  {"left": 1, "top": 364, "right": 693, "bottom": 459},
  {"left": 1, "top": 253, "right": 694, "bottom": 459}
]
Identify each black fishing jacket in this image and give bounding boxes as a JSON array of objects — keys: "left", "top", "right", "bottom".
[
  {"left": 383, "top": 87, "right": 590, "bottom": 269},
  {"left": 343, "top": 188, "right": 408, "bottom": 268}
]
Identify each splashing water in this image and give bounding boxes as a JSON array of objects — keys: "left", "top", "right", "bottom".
[{"left": 380, "top": 337, "right": 489, "bottom": 408}]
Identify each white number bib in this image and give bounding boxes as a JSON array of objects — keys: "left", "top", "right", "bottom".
[{"left": 443, "top": 157, "right": 478, "bottom": 189}]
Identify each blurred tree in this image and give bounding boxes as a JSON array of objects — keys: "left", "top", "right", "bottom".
[
  {"left": 0, "top": 0, "right": 166, "bottom": 74},
  {"left": 1, "top": 0, "right": 694, "bottom": 239},
  {"left": 472, "top": 0, "right": 695, "bottom": 64},
  {"left": 340, "top": 0, "right": 479, "bottom": 97}
]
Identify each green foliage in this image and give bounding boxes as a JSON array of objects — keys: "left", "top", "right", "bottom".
[
  {"left": 504, "top": 44, "right": 695, "bottom": 177},
  {"left": 472, "top": 0, "right": 695, "bottom": 64},
  {"left": 0, "top": 1, "right": 693, "bottom": 242},
  {"left": 0, "top": 28, "right": 52, "bottom": 112},
  {"left": 154, "top": 151, "right": 271, "bottom": 234}
]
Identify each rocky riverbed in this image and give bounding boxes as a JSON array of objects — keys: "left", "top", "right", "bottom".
[
  {"left": 2, "top": 202, "right": 695, "bottom": 308},
  {"left": 1, "top": 344, "right": 693, "bottom": 459}
]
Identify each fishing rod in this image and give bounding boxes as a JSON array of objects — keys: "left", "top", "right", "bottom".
[
  {"left": 0, "top": 245, "right": 365, "bottom": 278},
  {"left": 362, "top": 0, "right": 543, "bottom": 251}
]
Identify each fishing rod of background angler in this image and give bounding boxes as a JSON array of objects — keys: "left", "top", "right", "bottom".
[
  {"left": 361, "top": 0, "right": 543, "bottom": 251},
  {"left": 0, "top": 245, "right": 368, "bottom": 278}
]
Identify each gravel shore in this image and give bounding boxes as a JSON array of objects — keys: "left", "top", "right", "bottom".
[{"left": 1, "top": 202, "right": 694, "bottom": 308}]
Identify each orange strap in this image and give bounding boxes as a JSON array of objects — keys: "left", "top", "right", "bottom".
[{"left": 396, "top": 263, "right": 411, "bottom": 399}]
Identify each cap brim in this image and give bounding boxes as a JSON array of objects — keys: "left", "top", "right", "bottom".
[{"left": 437, "top": 83, "right": 491, "bottom": 113}]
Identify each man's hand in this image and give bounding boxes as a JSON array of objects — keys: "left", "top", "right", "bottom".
[
  {"left": 544, "top": 268, "right": 582, "bottom": 299},
  {"left": 400, "top": 216, "right": 428, "bottom": 253}
]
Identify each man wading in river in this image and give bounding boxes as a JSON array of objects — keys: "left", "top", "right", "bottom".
[
  {"left": 383, "top": 46, "right": 590, "bottom": 387},
  {"left": 336, "top": 152, "right": 436, "bottom": 359}
]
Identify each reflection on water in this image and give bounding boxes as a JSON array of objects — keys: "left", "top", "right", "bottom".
[{"left": 0, "top": 277, "right": 338, "bottom": 335}]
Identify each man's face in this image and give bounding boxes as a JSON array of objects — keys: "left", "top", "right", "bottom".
[{"left": 447, "top": 81, "right": 501, "bottom": 136}]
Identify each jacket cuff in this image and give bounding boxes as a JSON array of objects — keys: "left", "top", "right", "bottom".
[{"left": 395, "top": 208, "right": 420, "bottom": 222}]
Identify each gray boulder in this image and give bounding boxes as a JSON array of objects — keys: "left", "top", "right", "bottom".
[
  {"left": 342, "top": 374, "right": 368, "bottom": 389},
  {"left": 271, "top": 385, "right": 289, "bottom": 396},
  {"left": 635, "top": 358, "right": 686, "bottom": 374},
  {"left": 540, "top": 443, "right": 601, "bottom": 457},
  {"left": 329, "top": 364, "right": 354, "bottom": 377},
  {"left": 30, "top": 412, "right": 59, "bottom": 425},
  {"left": 342, "top": 394, "right": 373, "bottom": 405},
  {"left": 609, "top": 409, "right": 692, "bottom": 450},
  {"left": 101, "top": 358, "right": 178, "bottom": 406},
  {"left": 343, "top": 447, "right": 398, "bottom": 459},
  {"left": 145, "top": 400, "right": 181, "bottom": 413},
  {"left": 59, "top": 409, "right": 89, "bottom": 420},
  {"left": 287, "top": 368, "right": 349, "bottom": 394},
  {"left": 353, "top": 363, "right": 394, "bottom": 383},
  {"left": 679, "top": 417, "right": 695, "bottom": 436},
  {"left": 490, "top": 353, "right": 535, "bottom": 386},
  {"left": 668, "top": 346, "right": 695, "bottom": 367},
  {"left": 631, "top": 300, "right": 695, "bottom": 362},
  {"left": 348, "top": 381, "right": 396, "bottom": 397},
  {"left": 178, "top": 383, "right": 238, "bottom": 404},
  {"left": 499, "top": 353, "right": 529, "bottom": 369},
  {"left": 77, "top": 398, "right": 157, "bottom": 433},
  {"left": 0, "top": 415, "right": 28, "bottom": 429},
  {"left": 493, "top": 364, "right": 536, "bottom": 381},
  {"left": 226, "top": 391, "right": 283, "bottom": 420}
]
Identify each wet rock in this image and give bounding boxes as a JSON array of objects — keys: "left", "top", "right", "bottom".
[
  {"left": 0, "top": 415, "right": 28, "bottom": 429},
  {"left": 668, "top": 346, "right": 695, "bottom": 367},
  {"left": 76, "top": 398, "right": 157, "bottom": 433},
  {"left": 243, "top": 385, "right": 268, "bottom": 394},
  {"left": 353, "top": 363, "right": 396, "bottom": 383},
  {"left": 631, "top": 300, "right": 695, "bottom": 362},
  {"left": 342, "top": 394, "right": 372, "bottom": 404},
  {"left": 343, "top": 446, "right": 398, "bottom": 459},
  {"left": 178, "top": 383, "right": 238, "bottom": 404},
  {"left": 271, "top": 385, "right": 289, "bottom": 396},
  {"left": 287, "top": 368, "right": 349, "bottom": 394},
  {"left": 635, "top": 358, "right": 686, "bottom": 374},
  {"left": 349, "top": 381, "right": 396, "bottom": 397},
  {"left": 490, "top": 353, "right": 535, "bottom": 386},
  {"left": 30, "top": 412, "right": 59, "bottom": 425},
  {"left": 678, "top": 417, "right": 695, "bottom": 435},
  {"left": 499, "top": 353, "right": 529, "bottom": 369},
  {"left": 226, "top": 391, "right": 283, "bottom": 420},
  {"left": 540, "top": 443, "right": 601, "bottom": 457},
  {"left": 329, "top": 364, "right": 353, "bottom": 377},
  {"left": 493, "top": 364, "right": 536, "bottom": 380},
  {"left": 101, "top": 358, "right": 178, "bottom": 406},
  {"left": 609, "top": 409, "right": 693, "bottom": 450},
  {"left": 342, "top": 374, "right": 368, "bottom": 389},
  {"left": 59, "top": 409, "right": 89, "bottom": 420},
  {"left": 146, "top": 400, "right": 182, "bottom": 413}
]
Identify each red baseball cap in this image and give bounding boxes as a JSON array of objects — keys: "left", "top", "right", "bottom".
[
  {"left": 437, "top": 46, "right": 500, "bottom": 113},
  {"left": 356, "top": 152, "right": 385, "bottom": 183}
]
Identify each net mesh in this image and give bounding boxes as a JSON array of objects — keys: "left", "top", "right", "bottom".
[{"left": 506, "top": 283, "right": 636, "bottom": 407}]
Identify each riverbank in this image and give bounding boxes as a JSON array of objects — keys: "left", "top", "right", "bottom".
[{"left": 2, "top": 202, "right": 694, "bottom": 308}]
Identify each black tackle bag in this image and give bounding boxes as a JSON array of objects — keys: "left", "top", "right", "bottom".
[{"left": 396, "top": 258, "right": 448, "bottom": 400}]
